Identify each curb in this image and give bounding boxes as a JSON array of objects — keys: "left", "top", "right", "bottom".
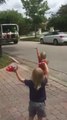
[{"left": 9, "top": 56, "right": 20, "bottom": 64}]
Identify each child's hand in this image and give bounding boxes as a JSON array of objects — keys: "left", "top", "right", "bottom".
[
  {"left": 14, "top": 65, "right": 18, "bottom": 72},
  {"left": 11, "top": 63, "right": 18, "bottom": 72}
]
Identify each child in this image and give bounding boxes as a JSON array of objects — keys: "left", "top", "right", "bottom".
[
  {"left": 36, "top": 48, "right": 49, "bottom": 78},
  {"left": 15, "top": 67, "right": 48, "bottom": 120}
]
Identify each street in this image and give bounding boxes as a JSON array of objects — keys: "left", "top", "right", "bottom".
[{"left": 2, "top": 41, "right": 67, "bottom": 86}]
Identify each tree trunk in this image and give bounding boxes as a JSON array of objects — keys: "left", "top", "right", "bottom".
[
  {"left": 34, "top": 25, "right": 37, "bottom": 38},
  {"left": 0, "top": 40, "right": 2, "bottom": 57}
]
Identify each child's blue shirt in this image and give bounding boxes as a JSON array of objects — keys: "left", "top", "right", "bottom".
[{"left": 24, "top": 78, "right": 47, "bottom": 102}]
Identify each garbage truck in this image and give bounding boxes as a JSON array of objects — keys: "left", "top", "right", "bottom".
[{"left": 0, "top": 24, "right": 19, "bottom": 44}]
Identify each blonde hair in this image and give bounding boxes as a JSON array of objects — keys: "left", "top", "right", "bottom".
[
  {"left": 40, "top": 52, "right": 46, "bottom": 60},
  {"left": 32, "top": 67, "right": 44, "bottom": 89}
]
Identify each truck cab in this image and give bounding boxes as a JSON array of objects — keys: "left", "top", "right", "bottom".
[{"left": 0, "top": 24, "right": 19, "bottom": 44}]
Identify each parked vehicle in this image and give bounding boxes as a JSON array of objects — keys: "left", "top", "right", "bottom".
[
  {"left": 40, "top": 31, "right": 67, "bottom": 45},
  {"left": 0, "top": 24, "right": 19, "bottom": 45}
]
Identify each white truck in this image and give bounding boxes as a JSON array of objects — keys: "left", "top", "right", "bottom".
[{"left": 0, "top": 24, "right": 19, "bottom": 44}]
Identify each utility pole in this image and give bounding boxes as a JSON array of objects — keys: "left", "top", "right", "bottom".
[{"left": 0, "top": 39, "right": 2, "bottom": 57}]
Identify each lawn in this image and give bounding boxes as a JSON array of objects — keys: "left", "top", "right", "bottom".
[
  {"left": 0, "top": 54, "right": 13, "bottom": 69},
  {"left": 20, "top": 36, "right": 39, "bottom": 42}
]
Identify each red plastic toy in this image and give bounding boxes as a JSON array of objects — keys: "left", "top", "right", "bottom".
[{"left": 6, "top": 66, "right": 15, "bottom": 72}]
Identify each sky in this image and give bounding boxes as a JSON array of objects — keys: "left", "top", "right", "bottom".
[{"left": 0, "top": 0, "right": 67, "bottom": 18}]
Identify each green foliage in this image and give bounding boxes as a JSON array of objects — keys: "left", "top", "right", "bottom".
[
  {"left": 0, "top": 10, "right": 23, "bottom": 24},
  {"left": 21, "top": 0, "right": 49, "bottom": 17},
  {"left": 21, "top": 0, "right": 49, "bottom": 36},
  {"left": 19, "top": 17, "right": 32, "bottom": 35},
  {"left": 0, "top": 0, "right": 6, "bottom": 57},
  {"left": 0, "top": 10, "right": 32, "bottom": 35},
  {"left": 20, "top": 37, "right": 39, "bottom": 42},
  {"left": 57, "top": 4, "right": 67, "bottom": 16},
  {"left": 47, "top": 4, "right": 67, "bottom": 31}
]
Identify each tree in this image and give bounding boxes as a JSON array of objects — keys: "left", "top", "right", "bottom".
[
  {"left": 21, "top": 0, "right": 49, "bottom": 37},
  {"left": 0, "top": 0, "right": 5, "bottom": 4},
  {"left": 0, "top": 10, "right": 32, "bottom": 35},
  {"left": 47, "top": 4, "right": 67, "bottom": 31},
  {"left": 0, "top": 10, "right": 23, "bottom": 24},
  {"left": 0, "top": 0, "right": 6, "bottom": 57},
  {"left": 57, "top": 4, "right": 67, "bottom": 16}
]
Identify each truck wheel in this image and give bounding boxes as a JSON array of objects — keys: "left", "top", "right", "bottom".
[{"left": 14, "top": 40, "right": 18, "bottom": 44}]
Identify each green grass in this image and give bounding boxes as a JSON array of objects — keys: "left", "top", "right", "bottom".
[
  {"left": 0, "top": 54, "right": 13, "bottom": 69},
  {"left": 20, "top": 37, "right": 39, "bottom": 42}
]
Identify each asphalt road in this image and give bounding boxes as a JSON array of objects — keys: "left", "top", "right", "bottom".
[{"left": 2, "top": 41, "right": 67, "bottom": 86}]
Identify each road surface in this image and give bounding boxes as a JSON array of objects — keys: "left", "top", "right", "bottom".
[{"left": 3, "top": 41, "right": 67, "bottom": 86}]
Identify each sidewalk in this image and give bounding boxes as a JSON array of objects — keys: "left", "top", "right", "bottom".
[{"left": 0, "top": 63, "right": 67, "bottom": 120}]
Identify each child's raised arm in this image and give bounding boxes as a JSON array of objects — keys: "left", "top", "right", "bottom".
[{"left": 36, "top": 48, "right": 41, "bottom": 62}]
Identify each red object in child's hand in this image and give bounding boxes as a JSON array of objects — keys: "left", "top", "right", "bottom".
[
  {"left": 6, "top": 66, "right": 15, "bottom": 72},
  {"left": 6, "top": 63, "right": 18, "bottom": 72}
]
